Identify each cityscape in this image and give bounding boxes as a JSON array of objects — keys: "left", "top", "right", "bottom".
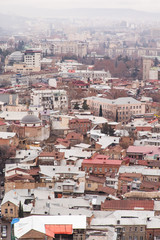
[{"left": 0, "top": 0, "right": 160, "bottom": 239}]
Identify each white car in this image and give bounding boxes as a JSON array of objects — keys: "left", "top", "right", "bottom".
[{"left": 1, "top": 225, "right": 7, "bottom": 238}]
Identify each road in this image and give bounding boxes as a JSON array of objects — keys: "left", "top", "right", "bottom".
[{"left": 0, "top": 220, "right": 11, "bottom": 240}]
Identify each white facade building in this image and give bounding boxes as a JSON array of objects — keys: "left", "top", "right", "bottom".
[
  {"left": 31, "top": 89, "right": 68, "bottom": 111},
  {"left": 24, "top": 50, "right": 41, "bottom": 71}
]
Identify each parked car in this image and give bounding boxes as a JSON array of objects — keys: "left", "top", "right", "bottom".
[{"left": 1, "top": 225, "right": 7, "bottom": 238}]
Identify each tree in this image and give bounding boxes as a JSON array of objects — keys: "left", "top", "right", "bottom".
[
  {"left": 109, "top": 126, "right": 115, "bottom": 136},
  {"left": 82, "top": 100, "right": 89, "bottom": 110},
  {"left": 101, "top": 123, "right": 115, "bottom": 136},
  {"left": 101, "top": 123, "right": 109, "bottom": 134},
  {"left": 99, "top": 105, "right": 103, "bottom": 117},
  {"left": 18, "top": 201, "right": 24, "bottom": 218},
  {"left": 115, "top": 110, "right": 118, "bottom": 122},
  {"left": 154, "top": 57, "right": 159, "bottom": 67},
  {"left": 73, "top": 102, "right": 79, "bottom": 109}
]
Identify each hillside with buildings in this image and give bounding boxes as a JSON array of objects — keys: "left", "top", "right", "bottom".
[{"left": 0, "top": 3, "right": 160, "bottom": 240}]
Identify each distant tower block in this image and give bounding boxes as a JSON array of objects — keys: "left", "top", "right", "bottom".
[{"left": 143, "top": 58, "right": 153, "bottom": 81}]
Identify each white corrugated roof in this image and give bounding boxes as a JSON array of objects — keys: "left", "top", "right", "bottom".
[
  {"left": 0, "top": 132, "right": 16, "bottom": 139},
  {"left": 14, "top": 215, "right": 86, "bottom": 238}
]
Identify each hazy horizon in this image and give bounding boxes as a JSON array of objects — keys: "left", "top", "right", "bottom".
[{"left": 0, "top": 0, "right": 160, "bottom": 15}]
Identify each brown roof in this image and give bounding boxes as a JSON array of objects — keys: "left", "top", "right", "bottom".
[
  {"left": 97, "top": 185, "right": 116, "bottom": 196},
  {"left": 101, "top": 200, "right": 154, "bottom": 211},
  {"left": 119, "top": 177, "right": 133, "bottom": 182},
  {"left": 87, "top": 175, "right": 106, "bottom": 184},
  {"left": 55, "top": 138, "right": 70, "bottom": 148},
  {"left": 69, "top": 118, "right": 91, "bottom": 123},
  {"left": 148, "top": 161, "right": 160, "bottom": 168},
  {"left": 27, "top": 168, "right": 40, "bottom": 175},
  {"left": 39, "top": 152, "right": 55, "bottom": 157},
  {"left": 119, "top": 173, "right": 142, "bottom": 178},
  {"left": 6, "top": 174, "right": 34, "bottom": 182},
  {"left": 66, "top": 132, "right": 82, "bottom": 140}
]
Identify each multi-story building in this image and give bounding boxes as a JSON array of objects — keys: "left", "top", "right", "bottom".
[
  {"left": 82, "top": 154, "right": 122, "bottom": 177},
  {"left": 30, "top": 89, "right": 68, "bottom": 111},
  {"left": 69, "top": 118, "right": 92, "bottom": 135},
  {"left": 74, "top": 70, "right": 111, "bottom": 80},
  {"left": 143, "top": 58, "right": 153, "bottom": 81},
  {"left": 86, "top": 96, "right": 145, "bottom": 123},
  {"left": 24, "top": 49, "right": 41, "bottom": 72},
  {"left": 50, "top": 41, "right": 87, "bottom": 57},
  {"left": 5, "top": 49, "right": 42, "bottom": 73}
]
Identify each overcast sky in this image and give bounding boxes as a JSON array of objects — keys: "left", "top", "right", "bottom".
[{"left": 0, "top": 0, "right": 160, "bottom": 12}]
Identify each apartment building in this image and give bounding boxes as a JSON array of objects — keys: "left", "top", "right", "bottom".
[
  {"left": 30, "top": 89, "right": 68, "bottom": 111},
  {"left": 24, "top": 49, "right": 41, "bottom": 71},
  {"left": 143, "top": 58, "right": 153, "bottom": 81},
  {"left": 86, "top": 96, "right": 145, "bottom": 123},
  {"left": 74, "top": 70, "right": 111, "bottom": 79},
  {"left": 5, "top": 49, "right": 42, "bottom": 73},
  {"left": 50, "top": 41, "right": 87, "bottom": 57}
]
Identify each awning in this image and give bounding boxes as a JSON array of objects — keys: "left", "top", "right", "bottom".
[{"left": 45, "top": 224, "right": 73, "bottom": 238}]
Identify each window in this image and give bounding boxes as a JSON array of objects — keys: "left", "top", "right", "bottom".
[
  {"left": 105, "top": 168, "right": 107, "bottom": 172},
  {"left": 10, "top": 208, "right": 13, "bottom": 214},
  {"left": 140, "top": 227, "right": 143, "bottom": 232},
  {"left": 88, "top": 184, "right": 91, "bottom": 187},
  {"left": 8, "top": 203, "right": 10, "bottom": 206},
  {"left": 99, "top": 168, "right": 102, "bottom": 172},
  {"left": 94, "top": 167, "right": 97, "bottom": 172},
  {"left": 134, "top": 237, "right": 138, "bottom": 240},
  {"left": 129, "top": 237, "right": 132, "bottom": 240},
  {"left": 129, "top": 227, "right": 132, "bottom": 231},
  {"left": 135, "top": 227, "right": 137, "bottom": 231},
  {"left": 5, "top": 209, "right": 8, "bottom": 213},
  {"left": 140, "top": 237, "right": 143, "bottom": 240}
]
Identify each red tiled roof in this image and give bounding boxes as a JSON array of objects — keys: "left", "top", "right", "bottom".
[
  {"left": 101, "top": 200, "right": 154, "bottom": 210},
  {"left": 83, "top": 158, "right": 122, "bottom": 165}
]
